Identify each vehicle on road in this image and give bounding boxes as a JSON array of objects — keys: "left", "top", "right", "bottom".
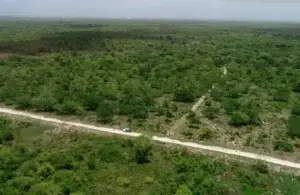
[{"left": 122, "top": 127, "right": 132, "bottom": 133}]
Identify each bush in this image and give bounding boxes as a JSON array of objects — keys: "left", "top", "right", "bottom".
[
  {"left": 134, "top": 137, "right": 152, "bottom": 164},
  {"left": 175, "top": 184, "right": 192, "bottom": 195},
  {"left": 230, "top": 111, "right": 250, "bottom": 126},
  {"left": 84, "top": 93, "right": 101, "bottom": 111},
  {"left": 292, "top": 82, "right": 300, "bottom": 93},
  {"left": 251, "top": 162, "right": 269, "bottom": 174},
  {"left": 32, "top": 97, "right": 57, "bottom": 112},
  {"left": 27, "top": 182, "right": 63, "bottom": 195},
  {"left": 143, "top": 176, "right": 154, "bottom": 184},
  {"left": 287, "top": 115, "right": 300, "bottom": 138},
  {"left": 0, "top": 129, "right": 14, "bottom": 144},
  {"left": 7, "top": 176, "right": 35, "bottom": 191},
  {"left": 291, "top": 103, "right": 300, "bottom": 116},
  {"left": 222, "top": 98, "right": 241, "bottom": 114},
  {"left": 198, "top": 128, "right": 214, "bottom": 140},
  {"left": 96, "top": 100, "right": 114, "bottom": 124},
  {"left": 174, "top": 87, "right": 196, "bottom": 103},
  {"left": 116, "top": 177, "right": 130, "bottom": 187},
  {"left": 273, "top": 88, "right": 290, "bottom": 102},
  {"left": 16, "top": 96, "right": 32, "bottom": 109},
  {"left": 273, "top": 140, "right": 294, "bottom": 152},
  {"left": 59, "top": 101, "right": 84, "bottom": 115},
  {"left": 182, "top": 130, "right": 194, "bottom": 139},
  {"left": 187, "top": 111, "right": 200, "bottom": 124},
  {"left": 37, "top": 163, "right": 55, "bottom": 179},
  {"left": 53, "top": 170, "right": 85, "bottom": 194},
  {"left": 211, "top": 87, "right": 223, "bottom": 101},
  {"left": 204, "top": 104, "right": 220, "bottom": 119}
]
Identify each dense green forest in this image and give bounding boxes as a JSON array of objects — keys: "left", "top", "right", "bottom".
[
  {"left": 1, "top": 19, "right": 300, "bottom": 154},
  {"left": 1, "top": 116, "right": 300, "bottom": 195}
]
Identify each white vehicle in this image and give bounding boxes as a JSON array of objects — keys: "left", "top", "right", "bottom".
[{"left": 122, "top": 127, "right": 131, "bottom": 133}]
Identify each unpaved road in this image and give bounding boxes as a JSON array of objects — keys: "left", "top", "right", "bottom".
[
  {"left": 168, "top": 95, "right": 205, "bottom": 135},
  {"left": 168, "top": 66, "right": 226, "bottom": 134},
  {"left": 1, "top": 107, "right": 300, "bottom": 170}
]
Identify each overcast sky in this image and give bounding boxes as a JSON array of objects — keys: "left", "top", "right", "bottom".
[{"left": 0, "top": 0, "right": 300, "bottom": 21}]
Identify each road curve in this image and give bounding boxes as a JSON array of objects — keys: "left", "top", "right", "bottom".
[{"left": 1, "top": 107, "right": 300, "bottom": 170}]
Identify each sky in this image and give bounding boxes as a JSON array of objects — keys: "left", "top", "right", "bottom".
[{"left": 0, "top": 0, "right": 300, "bottom": 21}]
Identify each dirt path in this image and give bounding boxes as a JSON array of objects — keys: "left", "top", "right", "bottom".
[
  {"left": 0, "top": 108, "right": 141, "bottom": 137},
  {"left": 168, "top": 95, "right": 206, "bottom": 135},
  {"left": 168, "top": 66, "right": 227, "bottom": 135},
  {"left": 2, "top": 107, "right": 300, "bottom": 170}
]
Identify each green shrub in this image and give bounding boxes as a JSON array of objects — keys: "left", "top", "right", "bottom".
[
  {"left": 187, "top": 111, "right": 200, "bottom": 124},
  {"left": 222, "top": 98, "right": 241, "bottom": 114},
  {"left": 37, "top": 163, "right": 55, "bottom": 179},
  {"left": 251, "top": 162, "right": 269, "bottom": 174},
  {"left": 32, "top": 97, "right": 57, "bottom": 112},
  {"left": 7, "top": 176, "right": 35, "bottom": 191},
  {"left": 288, "top": 115, "right": 300, "bottom": 138},
  {"left": 134, "top": 137, "right": 152, "bottom": 164},
  {"left": 211, "top": 87, "right": 223, "bottom": 101},
  {"left": 230, "top": 111, "right": 250, "bottom": 126},
  {"left": 203, "top": 104, "right": 220, "bottom": 119},
  {"left": 273, "top": 140, "right": 294, "bottom": 152},
  {"left": 16, "top": 96, "right": 32, "bottom": 109},
  {"left": 96, "top": 100, "right": 114, "bottom": 124},
  {"left": 182, "top": 130, "right": 194, "bottom": 139},
  {"left": 59, "top": 101, "right": 84, "bottom": 115},
  {"left": 175, "top": 184, "right": 192, "bottom": 195},
  {"left": 291, "top": 103, "right": 300, "bottom": 116},
  {"left": 174, "top": 87, "right": 196, "bottom": 103},
  {"left": 144, "top": 176, "right": 154, "bottom": 184},
  {"left": 198, "top": 128, "right": 214, "bottom": 140},
  {"left": 116, "top": 177, "right": 130, "bottom": 187},
  {"left": 273, "top": 88, "right": 290, "bottom": 102},
  {"left": 53, "top": 170, "right": 85, "bottom": 194},
  {"left": 0, "top": 129, "right": 14, "bottom": 144},
  {"left": 27, "top": 182, "right": 63, "bottom": 195}
]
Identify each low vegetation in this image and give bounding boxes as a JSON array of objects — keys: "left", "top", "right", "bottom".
[
  {"left": 1, "top": 116, "right": 300, "bottom": 195},
  {"left": 1, "top": 19, "right": 300, "bottom": 154}
]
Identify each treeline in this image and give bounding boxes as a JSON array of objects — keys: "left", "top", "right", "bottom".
[{"left": 1, "top": 116, "right": 299, "bottom": 195}]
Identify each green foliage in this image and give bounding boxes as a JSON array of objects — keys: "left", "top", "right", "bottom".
[
  {"left": 16, "top": 96, "right": 32, "bottom": 109},
  {"left": 210, "top": 87, "right": 223, "bottom": 101},
  {"left": 0, "top": 128, "right": 14, "bottom": 144},
  {"left": 291, "top": 102, "right": 300, "bottom": 116},
  {"left": 116, "top": 177, "right": 130, "bottom": 187},
  {"left": 175, "top": 184, "right": 192, "bottom": 195},
  {"left": 32, "top": 97, "right": 57, "bottom": 112},
  {"left": 273, "top": 140, "right": 294, "bottom": 152},
  {"left": 56, "top": 101, "right": 84, "bottom": 115},
  {"left": 198, "top": 128, "right": 214, "bottom": 140},
  {"left": 133, "top": 136, "right": 152, "bottom": 164},
  {"left": 37, "top": 163, "right": 55, "bottom": 179},
  {"left": 230, "top": 111, "right": 251, "bottom": 126},
  {"left": 96, "top": 100, "right": 114, "bottom": 123},
  {"left": 1, "top": 20, "right": 300, "bottom": 142},
  {"left": 0, "top": 117, "right": 299, "bottom": 194},
  {"left": 174, "top": 86, "right": 196, "bottom": 103},
  {"left": 203, "top": 103, "right": 220, "bottom": 120},
  {"left": 273, "top": 87, "right": 290, "bottom": 102},
  {"left": 27, "top": 182, "right": 63, "bottom": 195},
  {"left": 288, "top": 115, "right": 300, "bottom": 138}
]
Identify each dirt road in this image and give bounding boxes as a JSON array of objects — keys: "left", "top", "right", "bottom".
[{"left": 1, "top": 107, "right": 300, "bottom": 170}]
